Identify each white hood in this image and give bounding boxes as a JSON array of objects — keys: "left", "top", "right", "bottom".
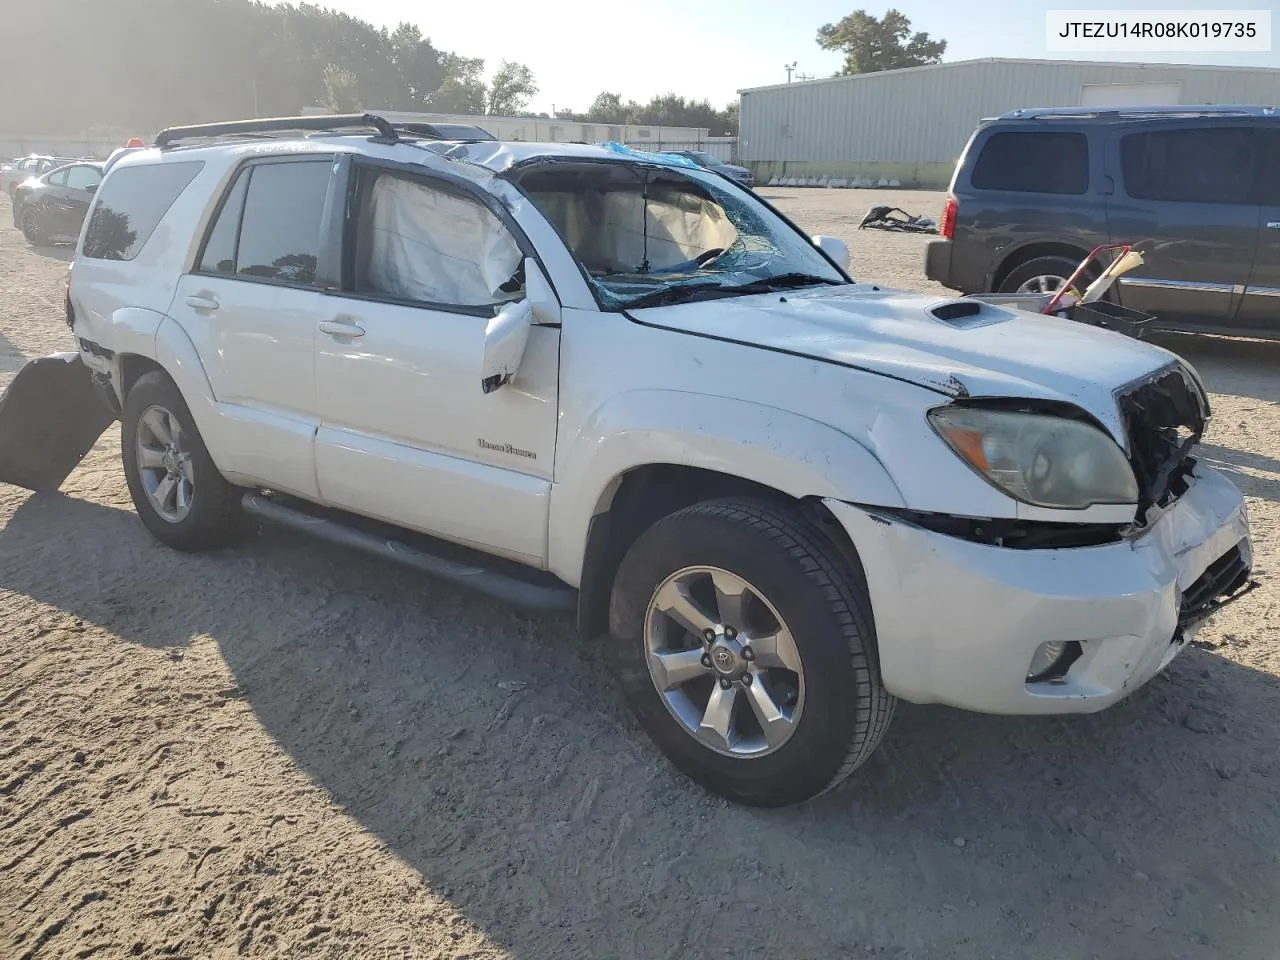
[{"left": 631, "top": 283, "right": 1184, "bottom": 443}]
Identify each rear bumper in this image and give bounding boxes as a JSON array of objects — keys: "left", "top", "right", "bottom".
[
  {"left": 825, "top": 464, "right": 1252, "bottom": 715},
  {"left": 924, "top": 239, "right": 954, "bottom": 288}
]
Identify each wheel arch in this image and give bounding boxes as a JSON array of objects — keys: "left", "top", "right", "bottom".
[
  {"left": 573, "top": 462, "right": 885, "bottom": 647},
  {"left": 991, "top": 241, "right": 1090, "bottom": 292}
]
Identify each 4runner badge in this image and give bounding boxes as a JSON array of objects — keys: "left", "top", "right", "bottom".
[{"left": 477, "top": 438, "right": 537, "bottom": 460}]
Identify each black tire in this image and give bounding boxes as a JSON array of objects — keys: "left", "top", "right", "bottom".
[
  {"left": 121, "top": 371, "right": 245, "bottom": 552},
  {"left": 21, "top": 206, "right": 48, "bottom": 246},
  {"left": 998, "top": 254, "right": 1094, "bottom": 296},
  {"left": 609, "top": 499, "right": 895, "bottom": 807}
]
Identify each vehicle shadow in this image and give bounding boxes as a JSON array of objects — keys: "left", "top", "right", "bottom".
[
  {"left": 1196, "top": 442, "right": 1280, "bottom": 503},
  {"left": 1151, "top": 331, "right": 1280, "bottom": 404},
  {"left": 1, "top": 491, "right": 1278, "bottom": 959},
  {"left": 24, "top": 242, "right": 73, "bottom": 263}
]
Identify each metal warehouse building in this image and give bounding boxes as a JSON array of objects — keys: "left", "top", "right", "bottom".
[{"left": 738, "top": 58, "right": 1280, "bottom": 189}]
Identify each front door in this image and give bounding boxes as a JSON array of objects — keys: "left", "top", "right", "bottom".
[
  {"left": 49, "top": 163, "right": 101, "bottom": 238},
  {"left": 1104, "top": 123, "right": 1260, "bottom": 328},
  {"left": 313, "top": 162, "right": 559, "bottom": 566},
  {"left": 168, "top": 155, "right": 336, "bottom": 499}
]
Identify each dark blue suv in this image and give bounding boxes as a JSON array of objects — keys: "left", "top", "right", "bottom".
[{"left": 925, "top": 106, "right": 1280, "bottom": 336}]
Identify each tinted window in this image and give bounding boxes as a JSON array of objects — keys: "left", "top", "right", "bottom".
[
  {"left": 970, "top": 131, "right": 1089, "bottom": 194},
  {"left": 82, "top": 161, "right": 203, "bottom": 261},
  {"left": 1120, "top": 128, "right": 1257, "bottom": 205},
  {"left": 64, "top": 166, "right": 101, "bottom": 190},
  {"left": 47, "top": 168, "right": 69, "bottom": 186},
  {"left": 197, "top": 168, "right": 251, "bottom": 275},
  {"left": 234, "top": 160, "right": 331, "bottom": 285}
]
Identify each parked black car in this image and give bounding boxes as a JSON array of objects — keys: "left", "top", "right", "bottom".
[
  {"left": 12, "top": 161, "right": 104, "bottom": 245},
  {"left": 926, "top": 105, "right": 1280, "bottom": 336},
  {"left": 667, "top": 149, "right": 755, "bottom": 189}
]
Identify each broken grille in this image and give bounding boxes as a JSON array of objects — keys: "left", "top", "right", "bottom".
[{"left": 1116, "top": 364, "right": 1207, "bottom": 513}]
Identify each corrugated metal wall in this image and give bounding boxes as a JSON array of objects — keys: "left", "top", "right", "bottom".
[{"left": 739, "top": 59, "right": 1280, "bottom": 183}]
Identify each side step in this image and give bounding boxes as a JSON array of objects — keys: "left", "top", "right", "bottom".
[{"left": 241, "top": 492, "right": 577, "bottom": 613}]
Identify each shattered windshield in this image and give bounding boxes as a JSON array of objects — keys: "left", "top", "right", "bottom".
[{"left": 509, "top": 162, "right": 847, "bottom": 310}]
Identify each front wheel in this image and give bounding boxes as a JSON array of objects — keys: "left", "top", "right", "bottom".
[
  {"left": 609, "top": 499, "right": 895, "bottom": 807},
  {"left": 121, "top": 371, "right": 245, "bottom": 551},
  {"left": 21, "top": 206, "right": 48, "bottom": 246}
]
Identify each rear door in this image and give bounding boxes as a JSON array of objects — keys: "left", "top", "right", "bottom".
[
  {"left": 1238, "top": 126, "right": 1280, "bottom": 332},
  {"left": 169, "top": 155, "right": 336, "bottom": 499},
  {"left": 1104, "top": 122, "right": 1260, "bottom": 328}
]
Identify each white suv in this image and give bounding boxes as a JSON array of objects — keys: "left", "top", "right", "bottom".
[{"left": 68, "top": 115, "right": 1254, "bottom": 807}]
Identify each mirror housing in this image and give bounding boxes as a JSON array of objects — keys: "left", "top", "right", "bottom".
[
  {"left": 481, "top": 299, "right": 533, "bottom": 394},
  {"left": 84, "top": 184, "right": 97, "bottom": 195},
  {"left": 813, "top": 234, "right": 850, "bottom": 270},
  {"left": 480, "top": 258, "right": 559, "bottom": 394}
]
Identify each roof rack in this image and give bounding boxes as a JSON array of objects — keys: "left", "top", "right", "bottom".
[
  {"left": 155, "top": 113, "right": 399, "bottom": 148},
  {"left": 999, "top": 105, "right": 1276, "bottom": 121}
]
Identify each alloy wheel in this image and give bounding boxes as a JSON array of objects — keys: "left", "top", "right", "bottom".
[
  {"left": 643, "top": 565, "right": 805, "bottom": 757},
  {"left": 135, "top": 404, "right": 195, "bottom": 523}
]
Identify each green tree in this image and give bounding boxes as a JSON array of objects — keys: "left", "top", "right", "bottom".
[
  {"left": 486, "top": 61, "right": 538, "bottom": 116},
  {"left": 432, "top": 54, "right": 487, "bottom": 114},
  {"left": 816, "top": 8, "right": 945, "bottom": 75},
  {"left": 389, "top": 21, "right": 444, "bottom": 107},
  {"left": 322, "top": 63, "right": 361, "bottom": 112}
]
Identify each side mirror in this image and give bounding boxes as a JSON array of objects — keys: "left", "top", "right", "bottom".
[
  {"left": 84, "top": 184, "right": 97, "bottom": 195},
  {"left": 480, "top": 258, "right": 559, "bottom": 394},
  {"left": 481, "top": 299, "right": 533, "bottom": 394},
  {"left": 813, "top": 235, "right": 850, "bottom": 270}
]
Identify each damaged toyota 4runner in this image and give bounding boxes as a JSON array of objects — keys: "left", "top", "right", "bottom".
[{"left": 56, "top": 115, "right": 1252, "bottom": 807}]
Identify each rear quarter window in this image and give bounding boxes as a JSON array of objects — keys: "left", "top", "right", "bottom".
[
  {"left": 969, "top": 131, "right": 1090, "bottom": 195},
  {"left": 82, "top": 161, "right": 204, "bottom": 261}
]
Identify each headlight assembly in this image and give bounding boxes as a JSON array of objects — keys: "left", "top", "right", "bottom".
[{"left": 928, "top": 406, "right": 1138, "bottom": 509}]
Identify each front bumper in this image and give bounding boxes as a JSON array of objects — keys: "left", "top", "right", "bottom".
[{"left": 826, "top": 464, "right": 1252, "bottom": 715}]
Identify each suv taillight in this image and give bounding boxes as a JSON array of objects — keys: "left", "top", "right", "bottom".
[{"left": 940, "top": 195, "right": 958, "bottom": 240}]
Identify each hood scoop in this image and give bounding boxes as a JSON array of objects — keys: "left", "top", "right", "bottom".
[{"left": 929, "top": 299, "right": 1011, "bottom": 330}]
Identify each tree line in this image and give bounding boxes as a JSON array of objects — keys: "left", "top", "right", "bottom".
[{"left": 4, "top": 0, "right": 738, "bottom": 136}]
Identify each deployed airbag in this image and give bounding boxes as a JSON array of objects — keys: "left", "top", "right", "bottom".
[{"left": 363, "top": 174, "right": 522, "bottom": 306}]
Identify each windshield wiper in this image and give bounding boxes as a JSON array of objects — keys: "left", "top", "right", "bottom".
[
  {"left": 717, "top": 273, "right": 843, "bottom": 294},
  {"left": 622, "top": 282, "right": 735, "bottom": 310},
  {"left": 620, "top": 273, "right": 842, "bottom": 311}
]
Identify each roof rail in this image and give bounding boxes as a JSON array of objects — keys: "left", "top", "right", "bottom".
[
  {"left": 155, "top": 113, "right": 399, "bottom": 148},
  {"left": 999, "top": 105, "right": 1277, "bottom": 121}
]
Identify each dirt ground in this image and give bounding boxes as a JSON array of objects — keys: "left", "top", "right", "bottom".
[{"left": 2, "top": 187, "right": 1278, "bottom": 960}]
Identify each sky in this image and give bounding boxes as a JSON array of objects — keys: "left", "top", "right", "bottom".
[{"left": 311, "top": 1, "right": 1278, "bottom": 113}]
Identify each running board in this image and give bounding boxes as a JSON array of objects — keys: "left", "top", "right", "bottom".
[{"left": 241, "top": 492, "right": 577, "bottom": 613}]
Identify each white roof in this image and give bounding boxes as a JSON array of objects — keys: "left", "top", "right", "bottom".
[{"left": 120, "top": 135, "right": 695, "bottom": 180}]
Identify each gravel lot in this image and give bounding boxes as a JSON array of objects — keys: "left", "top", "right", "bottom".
[{"left": 2, "top": 187, "right": 1279, "bottom": 960}]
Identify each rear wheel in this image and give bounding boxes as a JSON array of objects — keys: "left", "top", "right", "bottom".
[
  {"left": 121, "top": 372, "right": 245, "bottom": 551},
  {"left": 21, "top": 206, "right": 48, "bottom": 246},
  {"left": 609, "top": 499, "right": 895, "bottom": 807},
  {"left": 998, "top": 254, "right": 1094, "bottom": 297}
]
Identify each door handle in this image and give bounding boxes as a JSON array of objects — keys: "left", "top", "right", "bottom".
[
  {"left": 185, "top": 294, "right": 219, "bottom": 311},
  {"left": 318, "top": 319, "right": 365, "bottom": 338}
]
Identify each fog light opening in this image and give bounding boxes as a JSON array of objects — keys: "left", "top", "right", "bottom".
[{"left": 1026, "top": 640, "right": 1083, "bottom": 685}]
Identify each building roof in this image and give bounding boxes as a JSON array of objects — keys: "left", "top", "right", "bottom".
[{"left": 738, "top": 56, "right": 1280, "bottom": 95}]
